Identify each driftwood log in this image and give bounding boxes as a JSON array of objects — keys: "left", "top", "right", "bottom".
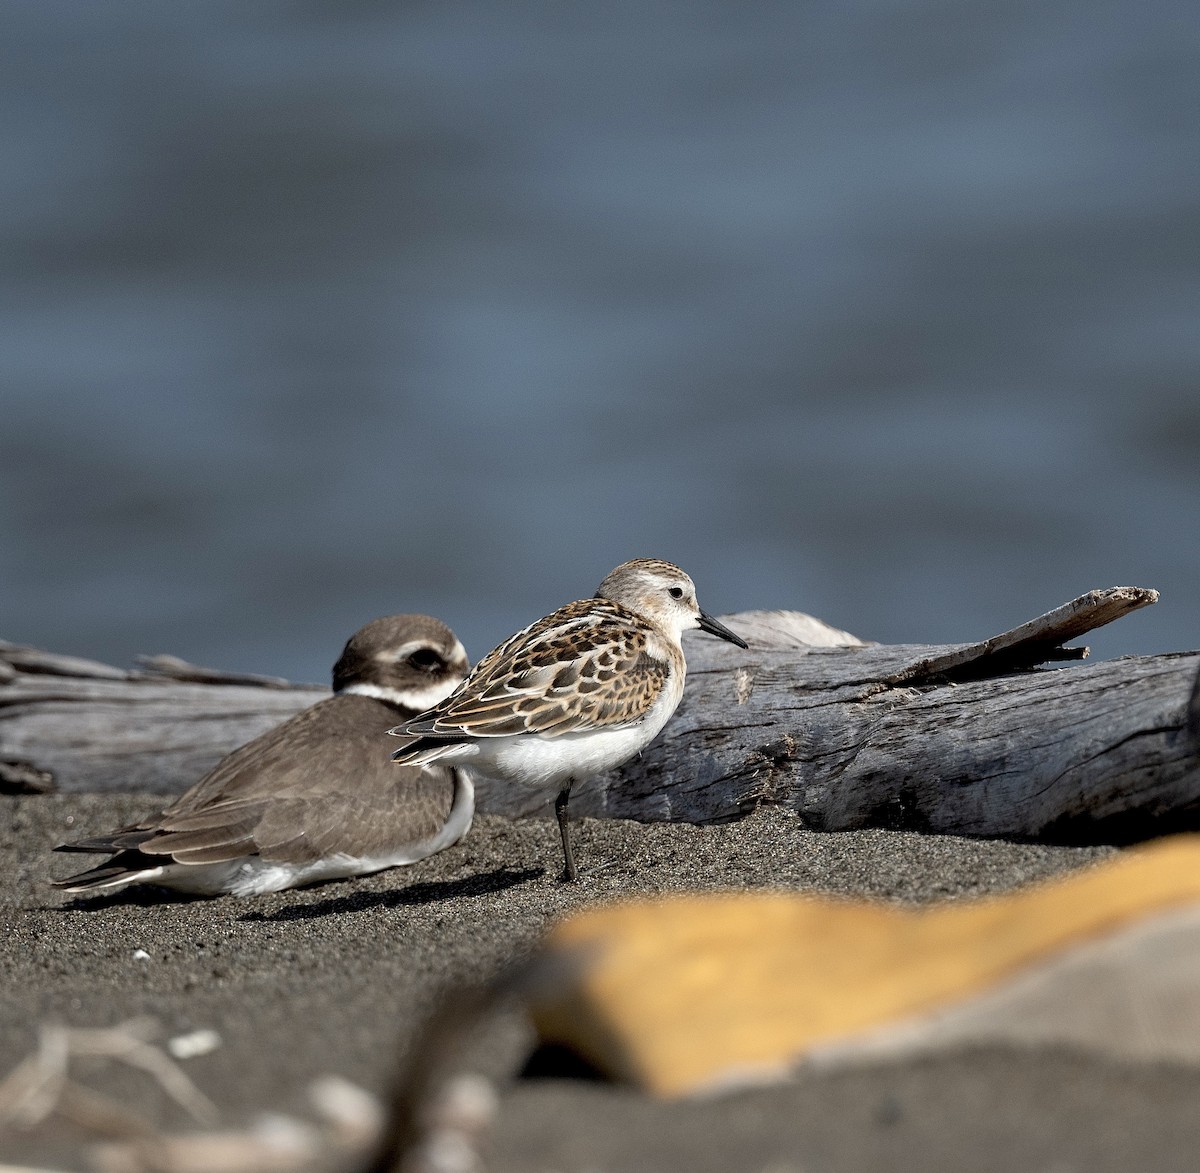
[{"left": 2, "top": 588, "right": 1198, "bottom": 842}]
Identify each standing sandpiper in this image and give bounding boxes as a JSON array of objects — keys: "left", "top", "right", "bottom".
[
  {"left": 52, "top": 615, "right": 472, "bottom": 897},
  {"left": 388, "top": 559, "right": 746, "bottom": 882}
]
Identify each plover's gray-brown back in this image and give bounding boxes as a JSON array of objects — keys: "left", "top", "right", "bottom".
[
  {"left": 389, "top": 559, "right": 746, "bottom": 881},
  {"left": 52, "top": 614, "right": 471, "bottom": 897}
]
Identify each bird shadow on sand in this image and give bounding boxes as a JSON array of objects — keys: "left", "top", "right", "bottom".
[
  {"left": 238, "top": 866, "right": 545, "bottom": 922},
  {"left": 50, "top": 886, "right": 210, "bottom": 912}
]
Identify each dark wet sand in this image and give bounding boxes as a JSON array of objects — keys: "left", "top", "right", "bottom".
[{"left": 4, "top": 793, "right": 1200, "bottom": 1172}]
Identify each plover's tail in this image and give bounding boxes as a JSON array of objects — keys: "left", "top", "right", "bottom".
[
  {"left": 50, "top": 853, "right": 167, "bottom": 893},
  {"left": 51, "top": 827, "right": 165, "bottom": 892}
]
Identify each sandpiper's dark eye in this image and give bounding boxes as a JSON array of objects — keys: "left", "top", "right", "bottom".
[
  {"left": 668, "top": 586, "right": 684, "bottom": 600},
  {"left": 406, "top": 648, "right": 443, "bottom": 672}
]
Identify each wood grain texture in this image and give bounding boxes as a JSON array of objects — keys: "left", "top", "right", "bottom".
[
  {"left": 0, "top": 672, "right": 326, "bottom": 795},
  {"left": 4, "top": 588, "right": 1198, "bottom": 841}
]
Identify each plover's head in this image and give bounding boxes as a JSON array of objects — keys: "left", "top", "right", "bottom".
[
  {"left": 595, "top": 559, "right": 747, "bottom": 647},
  {"left": 332, "top": 614, "right": 470, "bottom": 712}
]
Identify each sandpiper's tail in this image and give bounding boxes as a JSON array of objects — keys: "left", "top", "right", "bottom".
[{"left": 388, "top": 734, "right": 464, "bottom": 767}]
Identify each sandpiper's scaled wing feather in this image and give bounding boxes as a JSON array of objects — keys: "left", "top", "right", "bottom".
[
  {"left": 402, "top": 599, "right": 671, "bottom": 740},
  {"left": 56, "top": 694, "right": 457, "bottom": 870}
]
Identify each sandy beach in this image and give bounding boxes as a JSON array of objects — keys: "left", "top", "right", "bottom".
[{"left": 5, "top": 792, "right": 1200, "bottom": 1172}]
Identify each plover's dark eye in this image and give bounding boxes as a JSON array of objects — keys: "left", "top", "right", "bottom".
[
  {"left": 668, "top": 586, "right": 684, "bottom": 600},
  {"left": 406, "top": 648, "right": 443, "bottom": 672}
]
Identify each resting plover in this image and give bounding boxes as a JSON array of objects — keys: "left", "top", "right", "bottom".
[
  {"left": 52, "top": 614, "right": 471, "bottom": 897},
  {"left": 389, "top": 559, "right": 746, "bottom": 881}
]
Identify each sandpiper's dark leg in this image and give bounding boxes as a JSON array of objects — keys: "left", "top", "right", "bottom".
[{"left": 555, "top": 785, "right": 577, "bottom": 883}]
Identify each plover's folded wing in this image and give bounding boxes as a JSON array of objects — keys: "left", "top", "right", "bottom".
[
  {"left": 52, "top": 764, "right": 457, "bottom": 888},
  {"left": 399, "top": 599, "right": 671, "bottom": 740},
  {"left": 55, "top": 692, "right": 458, "bottom": 872},
  {"left": 239, "top": 770, "right": 457, "bottom": 863},
  {"left": 52, "top": 823, "right": 160, "bottom": 855},
  {"left": 48, "top": 803, "right": 258, "bottom": 888},
  {"left": 124, "top": 770, "right": 456, "bottom": 866}
]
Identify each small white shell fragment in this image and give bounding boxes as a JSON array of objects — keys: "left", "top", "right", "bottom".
[
  {"left": 131, "top": 949, "right": 151, "bottom": 962},
  {"left": 167, "top": 1028, "right": 222, "bottom": 1060}
]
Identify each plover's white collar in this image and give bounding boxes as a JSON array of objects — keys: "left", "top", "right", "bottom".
[{"left": 337, "top": 678, "right": 460, "bottom": 713}]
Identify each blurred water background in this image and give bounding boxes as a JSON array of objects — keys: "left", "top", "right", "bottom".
[{"left": 2, "top": 1, "right": 1198, "bottom": 683}]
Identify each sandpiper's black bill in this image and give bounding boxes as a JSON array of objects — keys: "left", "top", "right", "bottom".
[{"left": 697, "top": 612, "right": 748, "bottom": 648}]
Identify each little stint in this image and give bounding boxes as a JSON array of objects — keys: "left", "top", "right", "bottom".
[{"left": 389, "top": 559, "right": 746, "bottom": 881}]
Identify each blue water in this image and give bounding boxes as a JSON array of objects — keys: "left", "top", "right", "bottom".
[{"left": 2, "top": 1, "right": 1198, "bottom": 683}]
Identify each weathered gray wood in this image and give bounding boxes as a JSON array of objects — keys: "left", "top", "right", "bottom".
[
  {"left": 0, "top": 673, "right": 326, "bottom": 795},
  {"left": 0, "top": 640, "right": 138, "bottom": 681},
  {"left": 135, "top": 654, "right": 303, "bottom": 690},
  {"left": 3, "top": 587, "right": 1198, "bottom": 842},
  {"left": 575, "top": 645, "right": 1200, "bottom": 838}
]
